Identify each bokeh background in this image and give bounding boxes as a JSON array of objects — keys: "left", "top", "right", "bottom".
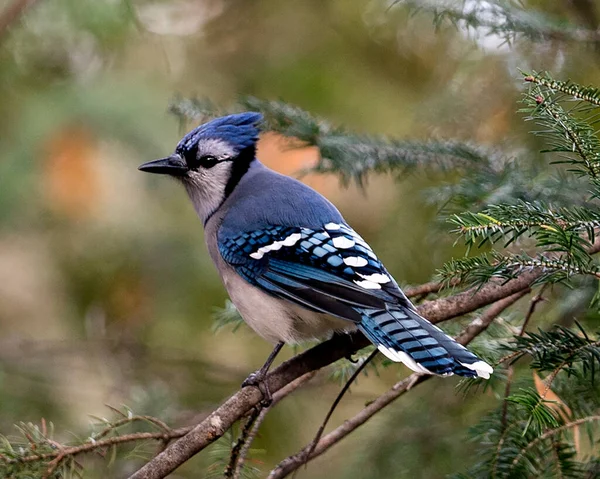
[{"left": 1, "top": 1, "right": 599, "bottom": 477}]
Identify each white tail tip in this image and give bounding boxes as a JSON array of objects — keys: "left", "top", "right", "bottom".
[{"left": 459, "top": 360, "right": 494, "bottom": 379}]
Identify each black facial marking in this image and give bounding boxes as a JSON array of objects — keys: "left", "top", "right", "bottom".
[
  {"left": 197, "top": 155, "right": 219, "bottom": 169},
  {"left": 183, "top": 149, "right": 222, "bottom": 171},
  {"left": 224, "top": 146, "right": 256, "bottom": 198},
  {"left": 178, "top": 144, "right": 198, "bottom": 169}
]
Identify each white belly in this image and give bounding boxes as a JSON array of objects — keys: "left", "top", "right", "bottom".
[{"left": 221, "top": 266, "right": 355, "bottom": 344}]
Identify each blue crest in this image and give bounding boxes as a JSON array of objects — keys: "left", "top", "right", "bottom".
[{"left": 176, "top": 112, "right": 263, "bottom": 154}]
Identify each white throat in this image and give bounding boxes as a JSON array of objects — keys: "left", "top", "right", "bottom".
[{"left": 182, "top": 169, "right": 228, "bottom": 224}]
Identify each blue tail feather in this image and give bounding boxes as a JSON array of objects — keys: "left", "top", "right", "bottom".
[{"left": 358, "top": 306, "right": 492, "bottom": 378}]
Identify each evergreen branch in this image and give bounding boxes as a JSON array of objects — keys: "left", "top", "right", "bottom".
[
  {"left": 505, "top": 388, "right": 562, "bottom": 435},
  {"left": 521, "top": 74, "right": 600, "bottom": 179},
  {"left": 478, "top": 325, "right": 600, "bottom": 478},
  {"left": 400, "top": 0, "right": 600, "bottom": 44},
  {"left": 469, "top": 379, "right": 594, "bottom": 478},
  {"left": 509, "top": 416, "right": 600, "bottom": 474},
  {"left": 169, "top": 97, "right": 497, "bottom": 185},
  {"left": 501, "top": 286, "right": 548, "bottom": 431},
  {"left": 439, "top": 251, "right": 600, "bottom": 289},
  {"left": 227, "top": 371, "right": 316, "bottom": 479},
  {"left": 507, "top": 325, "right": 600, "bottom": 374},
  {"left": 552, "top": 365, "right": 600, "bottom": 418},
  {"left": 0, "top": 410, "right": 198, "bottom": 478},
  {"left": 1, "top": 373, "right": 319, "bottom": 478},
  {"left": 213, "top": 300, "right": 245, "bottom": 333},
  {"left": 488, "top": 410, "right": 535, "bottom": 479},
  {"left": 311, "top": 135, "right": 491, "bottom": 185},
  {"left": 0, "top": 423, "right": 192, "bottom": 476},
  {"left": 267, "top": 292, "right": 524, "bottom": 479},
  {"left": 525, "top": 72, "right": 600, "bottom": 108},
  {"left": 128, "top": 269, "right": 545, "bottom": 479},
  {"left": 432, "top": 161, "right": 595, "bottom": 219},
  {"left": 451, "top": 202, "right": 600, "bottom": 248}
]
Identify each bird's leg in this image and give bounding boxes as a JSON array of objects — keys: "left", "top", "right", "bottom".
[{"left": 242, "top": 341, "right": 284, "bottom": 407}]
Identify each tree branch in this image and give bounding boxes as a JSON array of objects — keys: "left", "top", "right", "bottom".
[
  {"left": 267, "top": 290, "right": 528, "bottom": 479},
  {"left": 128, "top": 272, "right": 542, "bottom": 479},
  {"left": 403, "top": 280, "right": 446, "bottom": 298},
  {"left": 500, "top": 284, "right": 549, "bottom": 431},
  {"left": 14, "top": 426, "right": 192, "bottom": 466},
  {"left": 509, "top": 415, "right": 600, "bottom": 473},
  {"left": 229, "top": 371, "right": 317, "bottom": 479}
]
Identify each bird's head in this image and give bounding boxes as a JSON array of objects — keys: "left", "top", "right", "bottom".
[{"left": 139, "top": 112, "right": 263, "bottom": 222}]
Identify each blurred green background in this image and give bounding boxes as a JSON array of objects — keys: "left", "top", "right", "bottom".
[{"left": 1, "top": 0, "right": 599, "bottom": 477}]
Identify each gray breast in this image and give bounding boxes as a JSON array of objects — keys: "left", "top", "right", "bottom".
[{"left": 204, "top": 207, "right": 354, "bottom": 344}]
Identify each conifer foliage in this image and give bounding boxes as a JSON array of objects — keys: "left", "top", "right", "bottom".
[
  {"left": 175, "top": 70, "right": 600, "bottom": 478},
  {"left": 3, "top": 2, "right": 600, "bottom": 478}
]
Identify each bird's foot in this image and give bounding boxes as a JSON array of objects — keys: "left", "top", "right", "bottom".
[
  {"left": 242, "top": 370, "right": 273, "bottom": 408},
  {"left": 345, "top": 353, "right": 359, "bottom": 364}
]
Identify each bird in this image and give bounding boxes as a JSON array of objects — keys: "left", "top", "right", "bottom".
[{"left": 139, "top": 112, "right": 493, "bottom": 395}]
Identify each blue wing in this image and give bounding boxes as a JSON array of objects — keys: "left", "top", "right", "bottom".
[
  {"left": 218, "top": 222, "right": 493, "bottom": 379},
  {"left": 219, "top": 222, "right": 412, "bottom": 322}
]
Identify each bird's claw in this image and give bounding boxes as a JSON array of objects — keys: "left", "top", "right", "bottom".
[
  {"left": 241, "top": 371, "right": 262, "bottom": 388},
  {"left": 242, "top": 370, "right": 273, "bottom": 407},
  {"left": 345, "top": 353, "right": 359, "bottom": 364}
]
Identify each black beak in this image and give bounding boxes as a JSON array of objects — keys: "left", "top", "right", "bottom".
[{"left": 138, "top": 154, "right": 188, "bottom": 176}]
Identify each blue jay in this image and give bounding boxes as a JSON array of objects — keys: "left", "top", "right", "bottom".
[{"left": 139, "top": 112, "right": 493, "bottom": 392}]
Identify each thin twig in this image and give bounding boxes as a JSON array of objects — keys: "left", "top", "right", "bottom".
[
  {"left": 267, "top": 292, "right": 526, "bottom": 479},
  {"left": 225, "top": 407, "right": 263, "bottom": 478},
  {"left": 231, "top": 371, "right": 318, "bottom": 479},
  {"left": 519, "top": 284, "right": 549, "bottom": 337},
  {"left": 550, "top": 438, "right": 565, "bottom": 479},
  {"left": 300, "top": 349, "right": 379, "bottom": 472},
  {"left": 95, "top": 415, "right": 173, "bottom": 440},
  {"left": 233, "top": 407, "right": 268, "bottom": 479},
  {"left": 500, "top": 284, "right": 549, "bottom": 432},
  {"left": 493, "top": 285, "right": 549, "bottom": 478},
  {"left": 404, "top": 281, "right": 444, "bottom": 298},
  {"left": 508, "top": 415, "right": 600, "bottom": 472},
  {"left": 541, "top": 338, "right": 600, "bottom": 396},
  {"left": 10, "top": 427, "right": 192, "bottom": 465},
  {"left": 267, "top": 374, "right": 428, "bottom": 479}
]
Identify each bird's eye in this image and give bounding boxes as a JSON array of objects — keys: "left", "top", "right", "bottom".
[{"left": 198, "top": 155, "right": 219, "bottom": 169}]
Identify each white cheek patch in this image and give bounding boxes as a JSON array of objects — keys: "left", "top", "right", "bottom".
[
  {"left": 357, "top": 272, "right": 390, "bottom": 284},
  {"left": 332, "top": 236, "right": 355, "bottom": 249},
  {"left": 343, "top": 256, "right": 368, "bottom": 267},
  {"left": 249, "top": 233, "right": 302, "bottom": 260},
  {"left": 354, "top": 279, "right": 381, "bottom": 290}
]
